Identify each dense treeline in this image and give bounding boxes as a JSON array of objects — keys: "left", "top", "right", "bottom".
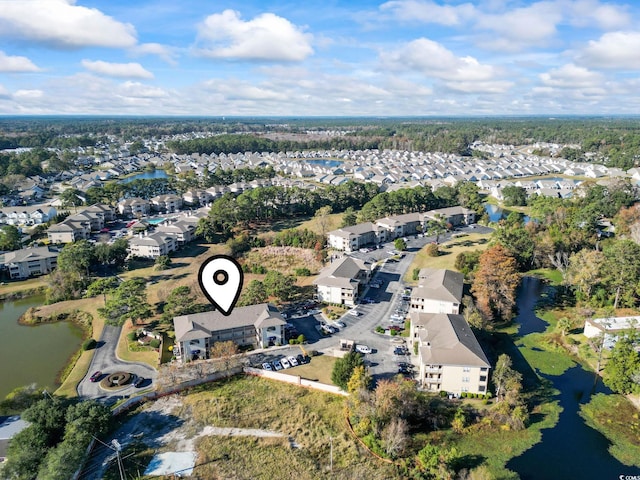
[
  {"left": 4, "top": 117, "right": 640, "bottom": 168},
  {"left": 197, "top": 180, "right": 379, "bottom": 239}
]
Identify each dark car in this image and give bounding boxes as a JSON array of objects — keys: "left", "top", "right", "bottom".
[
  {"left": 133, "top": 376, "right": 145, "bottom": 388},
  {"left": 89, "top": 370, "right": 102, "bottom": 382},
  {"left": 296, "top": 354, "right": 307, "bottom": 365}
]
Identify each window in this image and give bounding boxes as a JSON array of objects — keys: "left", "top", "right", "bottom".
[
  {"left": 462, "top": 367, "right": 470, "bottom": 372},
  {"left": 479, "top": 385, "right": 486, "bottom": 392},
  {"left": 462, "top": 377, "right": 470, "bottom": 383},
  {"left": 481, "top": 367, "right": 488, "bottom": 372},
  {"left": 461, "top": 387, "right": 469, "bottom": 393},
  {"left": 480, "top": 376, "right": 487, "bottom": 382}
]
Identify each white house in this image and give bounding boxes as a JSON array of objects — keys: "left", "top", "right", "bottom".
[{"left": 313, "top": 256, "right": 371, "bottom": 306}]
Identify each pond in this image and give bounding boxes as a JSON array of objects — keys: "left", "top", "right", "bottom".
[
  {"left": 506, "top": 277, "right": 630, "bottom": 478},
  {"left": 120, "top": 169, "right": 169, "bottom": 183},
  {"left": 484, "top": 203, "right": 530, "bottom": 224},
  {"left": 303, "top": 159, "right": 342, "bottom": 168},
  {"left": 0, "top": 296, "right": 84, "bottom": 399}
]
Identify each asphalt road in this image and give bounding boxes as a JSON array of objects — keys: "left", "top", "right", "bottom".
[{"left": 77, "top": 324, "right": 158, "bottom": 402}]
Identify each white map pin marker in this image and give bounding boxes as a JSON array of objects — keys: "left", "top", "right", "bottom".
[{"left": 198, "top": 255, "right": 244, "bottom": 316}]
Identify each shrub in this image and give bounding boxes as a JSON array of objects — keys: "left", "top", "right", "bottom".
[
  {"left": 308, "top": 350, "right": 319, "bottom": 357},
  {"left": 150, "top": 339, "right": 161, "bottom": 349},
  {"left": 82, "top": 338, "right": 97, "bottom": 351},
  {"left": 127, "top": 332, "right": 137, "bottom": 342},
  {"left": 440, "top": 390, "right": 449, "bottom": 398},
  {"left": 390, "top": 329, "right": 397, "bottom": 336},
  {"left": 297, "top": 334, "right": 306, "bottom": 344},
  {"left": 294, "top": 267, "right": 311, "bottom": 276},
  {"left": 426, "top": 243, "right": 439, "bottom": 257},
  {"left": 375, "top": 326, "right": 384, "bottom": 334}
]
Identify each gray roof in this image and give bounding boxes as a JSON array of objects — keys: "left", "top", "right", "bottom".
[
  {"left": 0, "top": 246, "right": 59, "bottom": 265},
  {"left": 412, "top": 269, "right": 463, "bottom": 303},
  {"left": 313, "top": 256, "right": 369, "bottom": 287},
  {"left": 412, "top": 313, "right": 490, "bottom": 368},
  {"left": 174, "top": 303, "right": 285, "bottom": 342},
  {"left": 328, "top": 222, "right": 377, "bottom": 237}
]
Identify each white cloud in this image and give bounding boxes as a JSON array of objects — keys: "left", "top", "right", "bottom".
[
  {"left": 577, "top": 31, "right": 640, "bottom": 69},
  {"left": 131, "top": 43, "right": 178, "bottom": 66},
  {"left": 13, "top": 89, "right": 44, "bottom": 99},
  {"left": 81, "top": 60, "right": 154, "bottom": 79},
  {"left": 201, "top": 79, "right": 288, "bottom": 101},
  {"left": 0, "top": 0, "right": 136, "bottom": 48},
  {"left": 117, "top": 81, "right": 168, "bottom": 98},
  {"left": 380, "top": 0, "right": 476, "bottom": 26},
  {"left": 0, "top": 51, "right": 41, "bottom": 72},
  {"left": 196, "top": 9, "right": 313, "bottom": 61},
  {"left": 566, "top": 0, "right": 630, "bottom": 30},
  {"left": 475, "top": 1, "right": 562, "bottom": 51},
  {"left": 380, "top": 38, "right": 512, "bottom": 93},
  {"left": 539, "top": 63, "right": 603, "bottom": 89}
]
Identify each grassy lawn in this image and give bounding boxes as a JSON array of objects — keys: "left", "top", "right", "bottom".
[
  {"left": 580, "top": 393, "right": 640, "bottom": 467},
  {"left": 116, "top": 322, "right": 160, "bottom": 367},
  {"left": 283, "top": 354, "right": 338, "bottom": 385},
  {"left": 297, "top": 212, "right": 343, "bottom": 235},
  {"left": 243, "top": 246, "right": 323, "bottom": 275},
  {"left": 404, "top": 232, "right": 491, "bottom": 283},
  {"left": 0, "top": 276, "right": 47, "bottom": 297}
]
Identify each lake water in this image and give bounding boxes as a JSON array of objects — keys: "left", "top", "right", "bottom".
[
  {"left": 0, "top": 296, "right": 84, "bottom": 399},
  {"left": 506, "top": 277, "right": 631, "bottom": 478},
  {"left": 304, "top": 159, "right": 342, "bottom": 168},
  {"left": 484, "top": 204, "right": 531, "bottom": 224},
  {"left": 120, "top": 169, "right": 169, "bottom": 183}
]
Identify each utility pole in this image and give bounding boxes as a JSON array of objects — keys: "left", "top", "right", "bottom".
[{"left": 112, "top": 439, "right": 126, "bottom": 480}]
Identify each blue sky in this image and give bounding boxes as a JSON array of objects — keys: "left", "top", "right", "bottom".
[{"left": 1, "top": 0, "right": 639, "bottom": 116}]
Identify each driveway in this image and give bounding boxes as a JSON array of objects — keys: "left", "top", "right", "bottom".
[{"left": 77, "top": 324, "right": 158, "bottom": 402}]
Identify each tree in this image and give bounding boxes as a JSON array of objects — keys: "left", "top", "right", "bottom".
[
  {"left": 0, "top": 224, "right": 21, "bottom": 250},
  {"left": 56, "top": 239, "right": 94, "bottom": 281},
  {"left": 604, "top": 334, "right": 640, "bottom": 394},
  {"left": 347, "top": 365, "right": 372, "bottom": 394},
  {"left": 331, "top": 351, "right": 364, "bottom": 390},
  {"left": 557, "top": 317, "right": 572, "bottom": 336},
  {"left": 471, "top": 244, "right": 520, "bottom": 323},
  {"left": 239, "top": 279, "right": 268, "bottom": 306},
  {"left": 341, "top": 206, "right": 358, "bottom": 227},
  {"left": 601, "top": 240, "right": 640, "bottom": 308},
  {"left": 416, "top": 443, "right": 459, "bottom": 479},
  {"left": 59, "top": 188, "right": 85, "bottom": 208},
  {"left": 492, "top": 354, "right": 522, "bottom": 402},
  {"left": 154, "top": 254, "right": 172, "bottom": 271},
  {"left": 566, "top": 249, "right": 605, "bottom": 302},
  {"left": 457, "top": 181, "right": 483, "bottom": 213},
  {"left": 210, "top": 340, "right": 239, "bottom": 371},
  {"left": 501, "top": 186, "right": 527, "bottom": 207},
  {"left": 394, "top": 238, "right": 407, "bottom": 251},
  {"left": 99, "top": 278, "right": 152, "bottom": 326},
  {"left": 314, "top": 205, "right": 333, "bottom": 236},
  {"left": 84, "top": 277, "right": 118, "bottom": 304},
  {"left": 263, "top": 270, "right": 296, "bottom": 302},
  {"left": 425, "top": 214, "right": 448, "bottom": 244},
  {"left": 381, "top": 418, "right": 408, "bottom": 458},
  {"left": 162, "top": 285, "right": 199, "bottom": 321}
]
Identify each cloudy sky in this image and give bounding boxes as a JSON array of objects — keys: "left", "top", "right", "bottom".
[{"left": 0, "top": 0, "right": 639, "bottom": 116}]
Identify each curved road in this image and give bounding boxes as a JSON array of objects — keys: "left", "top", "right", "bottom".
[{"left": 77, "top": 324, "right": 158, "bottom": 402}]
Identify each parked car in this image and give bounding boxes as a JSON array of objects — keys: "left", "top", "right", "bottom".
[
  {"left": 273, "top": 360, "right": 283, "bottom": 371},
  {"left": 89, "top": 371, "right": 102, "bottom": 382},
  {"left": 387, "top": 325, "right": 403, "bottom": 332},
  {"left": 370, "top": 283, "right": 380, "bottom": 288},
  {"left": 349, "top": 309, "right": 361, "bottom": 317},
  {"left": 133, "top": 376, "right": 145, "bottom": 388},
  {"left": 333, "top": 320, "right": 347, "bottom": 328},
  {"left": 296, "top": 354, "right": 307, "bottom": 365},
  {"left": 262, "top": 362, "right": 273, "bottom": 371},
  {"left": 287, "top": 356, "right": 299, "bottom": 367},
  {"left": 394, "top": 346, "right": 409, "bottom": 355},
  {"left": 355, "top": 345, "right": 372, "bottom": 354},
  {"left": 280, "top": 357, "right": 291, "bottom": 369}
]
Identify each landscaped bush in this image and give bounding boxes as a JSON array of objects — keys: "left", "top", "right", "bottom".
[
  {"left": 440, "top": 390, "right": 449, "bottom": 398},
  {"left": 294, "top": 267, "right": 311, "bottom": 276},
  {"left": 82, "top": 338, "right": 97, "bottom": 351},
  {"left": 308, "top": 350, "right": 319, "bottom": 357},
  {"left": 297, "top": 334, "right": 306, "bottom": 344},
  {"left": 127, "top": 332, "right": 137, "bottom": 342},
  {"left": 150, "top": 339, "right": 161, "bottom": 349},
  {"left": 426, "top": 243, "right": 439, "bottom": 257},
  {"left": 375, "top": 326, "right": 384, "bottom": 334}
]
